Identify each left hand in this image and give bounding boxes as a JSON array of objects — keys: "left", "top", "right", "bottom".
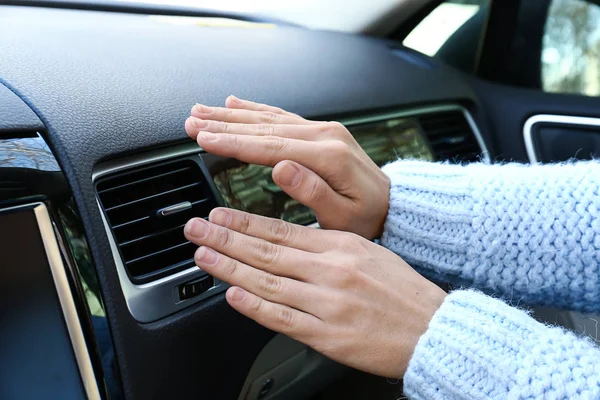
[{"left": 184, "top": 208, "right": 446, "bottom": 378}]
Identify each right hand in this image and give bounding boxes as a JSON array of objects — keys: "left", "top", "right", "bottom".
[
  {"left": 184, "top": 209, "right": 446, "bottom": 377},
  {"left": 184, "top": 96, "right": 391, "bottom": 240}
]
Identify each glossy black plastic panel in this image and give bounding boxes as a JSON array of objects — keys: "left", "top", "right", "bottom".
[
  {"left": 0, "top": 135, "right": 64, "bottom": 206},
  {"left": 0, "top": 134, "right": 121, "bottom": 399}
]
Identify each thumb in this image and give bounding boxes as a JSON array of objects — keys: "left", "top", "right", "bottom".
[{"left": 272, "top": 160, "right": 349, "bottom": 228}]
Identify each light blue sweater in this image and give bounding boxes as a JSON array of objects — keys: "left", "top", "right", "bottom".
[{"left": 381, "top": 160, "right": 600, "bottom": 399}]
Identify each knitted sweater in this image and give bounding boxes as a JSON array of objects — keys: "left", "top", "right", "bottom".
[{"left": 380, "top": 160, "right": 600, "bottom": 399}]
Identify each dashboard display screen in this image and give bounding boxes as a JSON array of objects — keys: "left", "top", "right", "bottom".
[
  {"left": 0, "top": 207, "right": 87, "bottom": 400},
  {"left": 210, "top": 116, "right": 434, "bottom": 225}
]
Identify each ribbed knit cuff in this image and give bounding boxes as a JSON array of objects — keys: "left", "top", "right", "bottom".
[
  {"left": 404, "top": 290, "right": 600, "bottom": 400},
  {"left": 379, "top": 159, "right": 600, "bottom": 313},
  {"left": 380, "top": 161, "right": 475, "bottom": 279}
]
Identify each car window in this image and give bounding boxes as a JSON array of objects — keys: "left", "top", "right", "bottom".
[
  {"left": 543, "top": 0, "right": 600, "bottom": 96},
  {"left": 403, "top": 0, "right": 489, "bottom": 60}
]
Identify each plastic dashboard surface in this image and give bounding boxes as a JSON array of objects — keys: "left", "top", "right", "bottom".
[{"left": 0, "top": 5, "right": 490, "bottom": 399}]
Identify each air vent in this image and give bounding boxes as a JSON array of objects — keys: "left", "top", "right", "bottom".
[
  {"left": 96, "top": 159, "right": 218, "bottom": 284},
  {"left": 419, "top": 110, "right": 482, "bottom": 162}
]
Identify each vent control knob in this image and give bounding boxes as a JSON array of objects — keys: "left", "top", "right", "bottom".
[{"left": 178, "top": 275, "right": 214, "bottom": 301}]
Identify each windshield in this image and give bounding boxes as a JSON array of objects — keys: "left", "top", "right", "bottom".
[{"left": 113, "top": 0, "right": 402, "bottom": 32}]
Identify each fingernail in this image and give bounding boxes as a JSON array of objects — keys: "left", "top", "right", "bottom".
[
  {"left": 185, "top": 218, "right": 209, "bottom": 239},
  {"left": 190, "top": 117, "right": 208, "bottom": 129},
  {"left": 229, "top": 287, "right": 246, "bottom": 302},
  {"left": 228, "top": 95, "right": 240, "bottom": 103},
  {"left": 210, "top": 209, "right": 232, "bottom": 227},
  {"left": 195, "top": 247, "right": 218, "bottom": 265},
  {"left": 195, "top": 104, "right": 213, "bottom": 114},
  {"left": 277, "top": 162, "right": 301, "bottom": 187},
  {"left": 196, "top": 132, "right": 217, "bottom": 142}
]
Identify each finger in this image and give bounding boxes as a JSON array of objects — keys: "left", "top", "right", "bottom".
[
  {"left": 184, "top": 218, "right": 319, "bottom": 281},
  {"left": 195, "top": 132, "right": 347, "bottom": 179},
  {"left": 186, "top": 117, "right": 331, "bottom": 141},
  {"left": 194, "top": 247, "right": 325, "bottom": 315},
  {"left": 272, "top": 161, "right": 352, "bottom": 228},
  {"left": 225, "top": 95, "right": 304, "bottom": 120},
  {"left": 208, "top": 207, "right": 337, "bottom": 252},
  {"left": 226, "top": 286, "right": 323, "bottom": 340},
  {"left": 185, "top": 116, "right": 204, "bottom": 140},
  {"left": 191, "top": 103, "right": 309, "bottom": 126}
]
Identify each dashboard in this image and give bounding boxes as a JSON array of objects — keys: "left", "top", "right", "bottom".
[{"left": 0, "top": 3, "right": 552, "bottom": 400}]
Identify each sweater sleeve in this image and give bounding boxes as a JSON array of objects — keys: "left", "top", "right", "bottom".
[
  {"left": 404, "top": 290, "right": 600, "bottom": 400},
  {"left": 380, "top": 160, "right": 600, "bottom": 313}
]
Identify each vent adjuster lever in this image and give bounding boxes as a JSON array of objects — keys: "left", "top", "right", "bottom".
[{"left": 157, "top": 201, "right": 192, "bottom": 218}]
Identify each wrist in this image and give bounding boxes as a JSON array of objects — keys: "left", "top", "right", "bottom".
[
  {"left": 372, "top": 172, "right": 391, "bottom": 239},
  {"left": 397, "top": 283, "right": 447, "bottom": 376}
]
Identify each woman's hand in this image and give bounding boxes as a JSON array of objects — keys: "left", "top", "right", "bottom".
[
  {"left": 184, "top": 208, "right": 446, "bottom": 378},
  {"left": 184, "top": 96, "right": 390, "bottom": 240}
]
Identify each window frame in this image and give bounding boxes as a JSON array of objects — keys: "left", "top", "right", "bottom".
[
  {"left": 390, "top": 0, "right": 444, "bottom": 42},
  {"left": 394, "top": 0, "right": 600, "bottom": 97},
  {"left": 391, "top": 0, "right": 493, "bottom": 73},
  {"left": 476, "top": 0, "right": 551, "bottom": 88}
]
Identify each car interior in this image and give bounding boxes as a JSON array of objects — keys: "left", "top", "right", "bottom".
[{"left": 2, "top": 0, "right": 600, "bottom": 399}]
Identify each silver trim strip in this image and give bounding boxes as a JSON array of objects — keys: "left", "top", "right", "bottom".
[
  {"left": 524, "top": 114, "right": 600, "bottom": 163},
  {"left": 92, "top": 142, "right": 202, "bottom": 181},
  {"left": 93, "top": 105, "right": 489, "bottom": 322},
  {"left": 3, "top": 203, "right": 102, "bottom": 400},
  {"left": 342, "top": 104, "right": 491, "bottom": 163}
]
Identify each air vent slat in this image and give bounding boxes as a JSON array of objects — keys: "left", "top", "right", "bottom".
[
  {"left": 112, "top": 201, "right": 213, "bottom": 244},
  {"left": 126, "top": 243, "right": 197, "bottom": 279},
  {"left": 97, "top": 166, "right": 192, "bottom": 194},
  {"left": 105, "top": 182, "right": 202, "bottom": 212},
  {"left": 112, "top": 200, "right": 210, "bottom": 234},
  {"left": 97, "top": 159, "right": 218, "bottom": 284},
  {"left": 420, "top": 127, "right": 471, "bottom": 138},
  {"left": 133, "top": 259, "right": 197, "bottom": 283},
  {"left": 126, "top": 241, "right": 191, "bottom": 265},
  {"left": 113, "top": 216, "right": 150, "bottom": 230},
  {"left": 106, "top": 186, "right": 207, "bottom": 227},
  {"left": 428, "top": 135, "right": 468, "bottom": 147},
  {"left": 120, "top": 223, "right": 187, "bottom": 247},
  {"left": 418, "top": 110, "right": 482, "bottom": 163},
  {"left": 420, "top": 119, "right": 466, "bottom": 127}
]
